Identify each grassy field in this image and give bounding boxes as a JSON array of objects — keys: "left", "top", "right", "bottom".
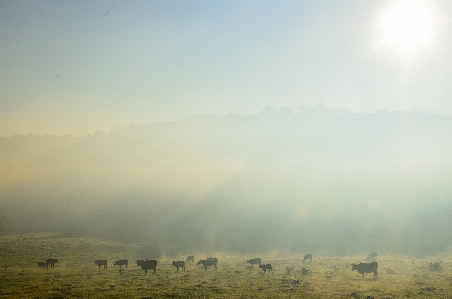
[{"left": 1, "top": 233, "right": 451, "bottom": 298}]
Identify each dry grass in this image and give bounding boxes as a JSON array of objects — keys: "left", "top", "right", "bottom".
[{"left": 1, "top": 233, "right": 452, "bottom": 298}]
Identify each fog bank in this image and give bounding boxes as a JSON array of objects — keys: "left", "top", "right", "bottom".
[{"left": 1, "top": 105, "right": 451, "bottom": 256}]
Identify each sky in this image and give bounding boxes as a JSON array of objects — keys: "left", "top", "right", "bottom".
[{"left": 1, "top": 0, "right": 452, "bottom": 136}]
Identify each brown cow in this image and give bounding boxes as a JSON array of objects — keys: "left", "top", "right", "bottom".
[
  {"left": 172, "top": 261, "right": 185, "bottom": 272},
  {"left": 351, "top": 262, "right": 378, "bottom": 280},
  {"left": 37, "top": 262, "right": 48, "bottom": 268},
  {"left": 46, "top": 258, "right": 58, "bottom": 269},
  {"left": 186, "top": 255, "right": 195, "bottom": 263},
  {"left": 197, "top": 258, "right": 218, "bottom": 271},
  {"left": 259, "top": 264, "right": 272, "bottom": 274},
  {"left": 95, "top": 260, "right": 107, "bottom": 270},
  {"left": 114, "top": 259, "right": 128, "bottom": 269},
  {"left": 365, "top": 252, "right": 377, "bottom": 262},
  {"left": 246, "top": 258, "right": 261, "bottom": 268},
  {"left": 136, "top": 259, "right": 157, "bottom": 275}
]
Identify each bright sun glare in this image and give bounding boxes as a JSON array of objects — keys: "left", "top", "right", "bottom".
[{"left": 380, "top": 0, "right": 436, "bottom": 54}]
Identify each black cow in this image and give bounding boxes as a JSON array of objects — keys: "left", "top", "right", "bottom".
[
  {"left": 365, "top": 252, "right": 377, "bottom": 262},
  {"left": 37, "top": 262, "right": 48, "bottom": 268},
  {"left": 136, "top": 259, "right": 157, "bottom": 275},
  {"left": 114, "top": 259, "right": 128, "bottom": 269},
  {"left": 246, "top": 258, "right": 262, "bottom": 268},
  {"left": 172, "top": 261, "right": 186, "bottom": 272},
  {"left": 351, "top": 262, "right": 378, "bottom": 280},
  {"left": 95, "top": 260, "right": 107, "bottom": 270},
  {"left": 197, "top": 258, "right": 218, "bottom": 271},
  {"left": 46, "top": 258, "right": 58, "bottom": 269},
  {"left": 186, "top": 255, "right": 195, "bottom": 263},
  {"left": 303, "top": 254, "right": 312, "bottom": 263},
  {"left": 259, "top": 264, "right": 272, "bottom": 274}
]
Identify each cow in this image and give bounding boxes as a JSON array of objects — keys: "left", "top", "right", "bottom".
[
  {"left": 114, "top": 259, "right": 128, "bottom": 269},
  {"left": 351, "top": 262, "right": 378, "bottom": 280},
  {"left": 303, "top": 254, "right": 312, "bottom": 263},
  {"left": 259, "top": 264, "right": 272, "bottom": 274},
  {"left": 246, "top": 258, "right": 261, "bottom": 268},
  {"left": 37, "top": 262, "right": 48, "bottom": 268},
  {"left": 186, "top": 255, "right": 195, "bottom": 263},
  {"left": 196, "top": 258, "right": 218, "bottom": 271},
  {"left": 365, "top": 252, "right": 377, "bottom": 262},
  {"left": 136, "top": 259, "right": 157, "bottom": 275},
  {"left": 95, "top": 260, "right": 107, "bottom": 270},
  {"left": 46, "top": 258, "right": 58, "bottom": 269},
  {"left": 172, "top": 261, "right": 185, "bottom": 272}
]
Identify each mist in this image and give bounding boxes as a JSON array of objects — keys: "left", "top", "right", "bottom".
[{"left": 1, "top": 105, "right": 451, "bottom": 256}]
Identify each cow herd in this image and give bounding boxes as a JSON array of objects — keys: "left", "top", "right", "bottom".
[{"left": 35, "top": 252, "right": 392, "bottom": 280}]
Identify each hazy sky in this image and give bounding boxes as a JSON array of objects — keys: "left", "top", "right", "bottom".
[{"left": 1, "top": 0, "right": 452, "bottom": 136}]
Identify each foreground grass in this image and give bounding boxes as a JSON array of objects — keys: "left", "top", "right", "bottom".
[{"left": 1, "top": 233, "right": 451, "bottom": 298}]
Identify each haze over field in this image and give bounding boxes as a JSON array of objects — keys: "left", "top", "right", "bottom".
[
  {"left": 2, "top": 107, "right": 452, "bottom": 255},
  {"left": 1, "top": 1, "right": 452, "bottom": 257}
]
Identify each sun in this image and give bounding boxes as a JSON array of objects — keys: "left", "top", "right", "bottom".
[{"left": 378, "top": 0, "right": 436, "bottom": 54}]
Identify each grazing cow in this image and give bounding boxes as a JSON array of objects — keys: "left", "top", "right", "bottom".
[
  {"left": 46, "top": 258, "right": 58, "bottom": 269},
  {"left": 196, "top": 258, "right": 218, "bottom": 271},
  {"left": 365, "top": 252, "right": 377, "bottom": 262},
  {"left": 172, "top": 261, "right": 185, "bottom": 272},
  {"left": 259, "top": 264, "right": 272, "bottom": 274},
  {"left": 186, "top": 255, "right": 195, "bottom": 263},
  {"left": 95, "top": 260, "right": 107, "bottom": 270},
  {"left": 136, "top": 259, "right": 157, "bottom": 275},
  {"left": 246, "top": 258, "right": 262, "bottom": 268},
  {"left": 351, "top": 262, "right": 378, "bottom": 280},
  {"left": 303, "top": 254, "right": 312, "bottom": 263},
  {"left": 37, "top": 262, "right": 48, "bottom": 268},
  {"left": 114, "top": 259, "right": 128, "bottom": 269}
]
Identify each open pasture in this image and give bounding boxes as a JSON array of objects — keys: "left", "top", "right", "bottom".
[{"left": 1, "top": 233, "right": 451, "bottom": 298}]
